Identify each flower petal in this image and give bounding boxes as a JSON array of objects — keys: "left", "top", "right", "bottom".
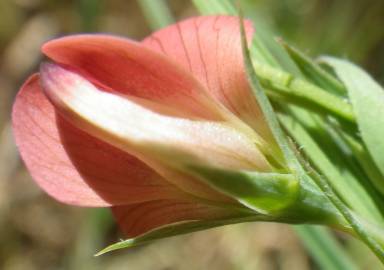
[
  {"left": 112, "top": 199, "right": 240, "bottom": 237},
  {"left": 42, "top": 34, "right": 226, "bottom": 121},
  {"left": 40, "top": 64, "right": 272, "bottom": 198},
  {"left": 12, "top": 74, "right": 185, "bottom": 206},
  {"left": 143, "top": 16, "right": 273, "bottom": 141},
  {"left": 41, "top": 63, "right": 271, "bottom": 169}
]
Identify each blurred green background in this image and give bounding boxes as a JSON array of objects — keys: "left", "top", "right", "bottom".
[{"left": 0, "top": 0, "right": 383, "bottom": 269}]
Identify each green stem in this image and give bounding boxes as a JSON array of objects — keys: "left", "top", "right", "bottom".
[
  {"left": 307, "top": 166, "right": 384, "bottom": 263},
  {"left": 329, "top": 118, "right": 384, "bottom": 195},
  {"left": 355, "top": 217, "right": 384, "bottom": 248},
  {"left": 254, "top": 62, "right": 355, "bottom": 123}
]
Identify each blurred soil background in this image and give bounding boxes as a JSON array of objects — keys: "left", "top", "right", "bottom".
[{"left": 0, "top": 0, "right": 383, "bottom": 269}]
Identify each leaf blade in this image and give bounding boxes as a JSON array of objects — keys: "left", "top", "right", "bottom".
[
  {"left": 295, "top": 225, "right": 357, "bottom": 270},
  {"left": 95, "top": 215, "right": 264, "bottom": 255},
  {"left": 323, "top": 57, "right": 384, "bottom": 179},
  {"left": 282, "top": 42, "right": 346, "bottom": 94}
]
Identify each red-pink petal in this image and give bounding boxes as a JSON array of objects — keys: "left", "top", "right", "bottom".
[
  {"left": 42, "top": 34, "right": 226, "bottom": 121},
  {"left": 40, "top": 64, "right": 271, "bottom": 173},
  {"left": 112, "top": 199, "right": 239, "bottom": 237},
  {"left": 143, "top": 16, "right": 273, "bottom": 141},
  {"left": 12, "top": 74, "right": 185, "bottom": 206},
  {"left": 39, "top": 64, "right": 270, "bottom": 202}
]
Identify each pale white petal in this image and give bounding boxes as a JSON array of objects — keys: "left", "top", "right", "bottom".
[{"left": 41, "top": 64, "right": 272, "bottom": 175}]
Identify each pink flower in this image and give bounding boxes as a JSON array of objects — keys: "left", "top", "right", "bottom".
[{"left": 12, "top": 16, "right": 279, "bottom": 237}]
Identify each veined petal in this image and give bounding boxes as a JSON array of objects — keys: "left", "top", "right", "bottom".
[
  {"left": 112, "top": 199, "right": 242, "bottom": 237},
  {"left": 42, "top": 34, "right": 226, "bottom": 121},
  {"left": 40, "top": 64, "right": 272, "bottom": 191},
  {"left": 12, "top": 74, "right": 185, "bottom": 206},
  {"left": 143, "top": 16, "right": 273, "bottom": 141}
]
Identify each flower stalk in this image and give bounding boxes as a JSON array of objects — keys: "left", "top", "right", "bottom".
[{"left": 253, "top": 60, "right": 355, "bottom": 123}]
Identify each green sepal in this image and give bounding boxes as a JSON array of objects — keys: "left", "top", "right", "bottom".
[
  {"left": 95, "top": 215, "right": 269, "bottom": 255},
  {"left": 95, "top": 166, "right": 347, "bottom": 255},
  {"left": 188, "top": 166, "right": 346, "bottom": 228},
  {"left": 285, "top": 174, "right": 348, "bottom": 228},
  {"left": 322, "top": 57, "right": 384, "bottom": 180},
  {"left": 189, "top": 166, "right": 299, "bottom": 214}
]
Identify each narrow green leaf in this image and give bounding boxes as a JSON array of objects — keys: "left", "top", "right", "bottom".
[
  {"left": 95, "top": 215, "right": 265, "bottom": 255},
  {"left": 282, "top": 42, "right": 346, "bottom": 95},
  {"left": 294, "top": 225, "right": 358, "bottom": 270},
  {"left": 280, "top": 109, "right": 384, "bottom": 263},
  {"left": 322, "top": 57, "right": 384, "bottom": 180},
  {"left": 137, "top": 0, "right": 174, "bottom": 30},
  {"left": 323, "top": 119, "right": 384, "bottom": 212},
  {"left": 335, "top": 126, "right": 384, "bottom": 196},
  {"left": 250, "top": 29, "right": 304, "bottom": 78},
  {"left": 239, "top": 12, "right": 298, "bottom": 170},
  {"left": 189, "top": 166, "right": 298, "bottom": 214},
  {"left": 279, "top": 110, "right": 382, "bottom": 222}
]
